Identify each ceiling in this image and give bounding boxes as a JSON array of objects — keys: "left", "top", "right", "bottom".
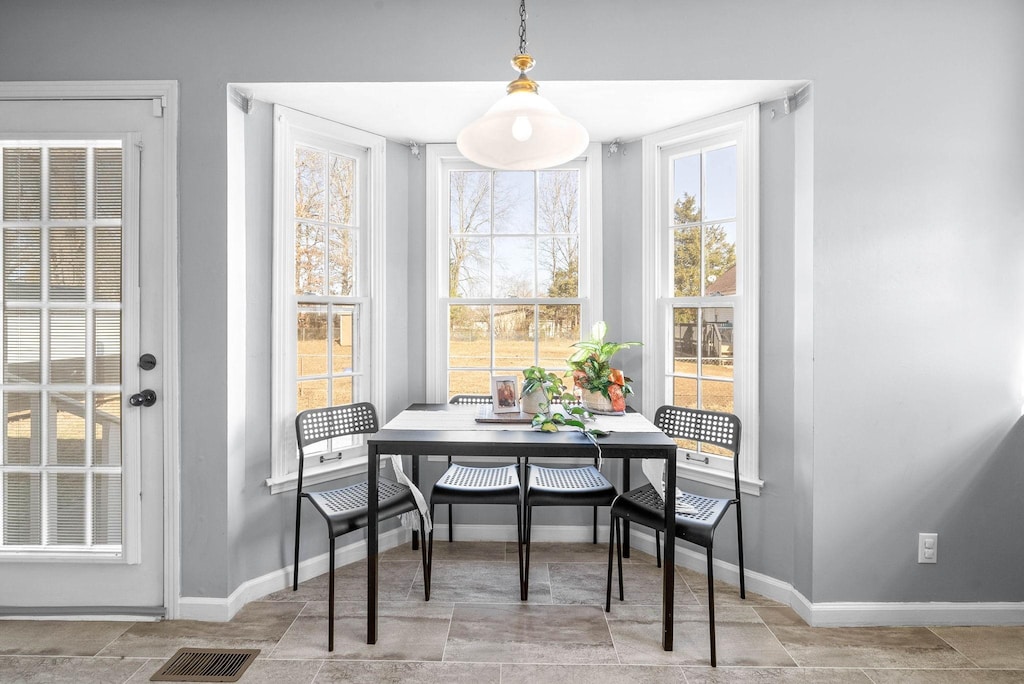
[{"left": 240, "top": 80, "right": 808, "bottom": 145}]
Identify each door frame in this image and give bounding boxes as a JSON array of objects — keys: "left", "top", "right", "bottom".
[{"left": 0, "top": 81, "right": 181, "bottom": 618}]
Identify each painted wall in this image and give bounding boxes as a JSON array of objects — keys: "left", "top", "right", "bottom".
[{"left": 1, "top": 0, "right": 1022, "bottom": 606}]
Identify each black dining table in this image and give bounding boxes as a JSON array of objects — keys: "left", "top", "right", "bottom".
[{"left": 365, "top": 402, "right": 681, "bottom": 651}]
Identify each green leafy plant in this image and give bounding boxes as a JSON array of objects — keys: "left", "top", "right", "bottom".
[
  {"left": 531, "top": 405, "right": 608, "bottom": 439},
  {"left": 567, "top": 321, "right": 641, "bottom": 411},
  {"left": 521, "top": 365, "right": 574, "bottom": 405}
]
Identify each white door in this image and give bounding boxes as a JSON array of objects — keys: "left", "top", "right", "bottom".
[{"left": 0, "top": 98, "right": 166, "bottom": 614}]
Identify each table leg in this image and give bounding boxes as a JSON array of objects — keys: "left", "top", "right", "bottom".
[
  {"left": 411, "top": 454, "right": 420, "bottom": 551},
  {"left": 622, "top": 457, "right": 631, "bottom": 558},
  {"left": 662, "top": 449, "right": 676, "bottom": 651},
  {"left": 367, "top": 444, "right": 379, "bottom": 644}
]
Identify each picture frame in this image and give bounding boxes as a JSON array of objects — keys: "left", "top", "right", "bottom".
[{"left": 491, "top": 375, "right": 519, "bottom": 413}]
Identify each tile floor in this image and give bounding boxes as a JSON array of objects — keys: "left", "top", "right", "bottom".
[{"left": 1, "top": 541, "right": 1022, "bottom": 682}]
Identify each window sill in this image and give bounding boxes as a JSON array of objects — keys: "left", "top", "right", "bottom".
[
  {"left": 677, "top": 460, "right": 764, "bottom": 496},
  {"left": 265, "top": 456, "right": 369, "bottom": 495}
]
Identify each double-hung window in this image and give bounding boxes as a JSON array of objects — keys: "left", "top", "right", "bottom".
[
  {"left": 268, "top": 106, "right": 385, "bottom": 492},
  {"left": 642, "top": 105, "right": 762, "bottom": 493},
  {"left": 425, "top": 144, "right": 602, "bottom": 400}
]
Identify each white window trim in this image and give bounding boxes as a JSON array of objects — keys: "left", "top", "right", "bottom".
[
  {"left": 641, "top": 105, "right": 763, "bottom": 495},
  {"left": 424, "top": 143, "right": 603, "bottom": 402},
  {"left": 266, "top": 105, "right": 387, "bottom": 495}
]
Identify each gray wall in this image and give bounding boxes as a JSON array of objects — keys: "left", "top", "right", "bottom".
[{"left": 2, "top": 0, "right": 1022, "bottom": 605}]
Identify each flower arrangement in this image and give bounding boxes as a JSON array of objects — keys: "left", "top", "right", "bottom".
[{"left": 567, "top": 321, "right": 641, "bottom": 413}]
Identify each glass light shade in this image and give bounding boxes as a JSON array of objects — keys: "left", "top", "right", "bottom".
[{"left": 457, "top": 90, "right": 590, "bottom": 170}]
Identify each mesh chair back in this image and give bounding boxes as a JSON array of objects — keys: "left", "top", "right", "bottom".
[
  {"left": 449, "top": 394, "right": 492, "bottom": 405},
  {"left": 653, "top": 405, "right": 742, "bottom": 486},
  {"left": 295, "top": 402, "right": 379, "bottom": 455}
]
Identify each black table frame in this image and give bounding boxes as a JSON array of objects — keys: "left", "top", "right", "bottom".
[{"left": 366, "top": 403, "right": 679, "bottom": 651}]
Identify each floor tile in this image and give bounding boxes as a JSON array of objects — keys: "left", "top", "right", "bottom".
[
  {"left": 264, "top": 559, "right": 424, "bottom": 603},
  {"left": 501, "top": 662, "right": 686, "bottom": 683},
  {"left": 0, "top": 655, "right": 149, "bottom": 683},
  {"left": 272, "top": 600, "right": 454, "bottom": 660},
  {"left": 607, "top": 604, "right": 796, "bottom": 667},
  {"left": 929, "top": 625, "right": 1024, "bottom": 668},
  {"left": 123, "top": 656, "right": 325, "bottom": 683},
  {"left": 413, "top": 560, "right": 540, "bottom": 603},
  {"left": 97, "top": 601, "right": 303, "bottom": 658},
  {"left": 384, "top": 539, "right": 509, "bottom": 562},
  {"left": 315, "top": 660, "right": 500, "bottom": 683},
  {"left": 0, "top": 620, "right": 132, "bottom": 656},
  {"left": 445, "top": 603, "right": 617, "bottom": 663},
  {"left": 756, "top": 607, "right": 976, "bottom": 669},
  {"left": 862, "top": 669, "right": 1024, "bottom": 683},
  {"left": 522, "top": 540, "right": 616, "bottom": 563},
  {"left": 679, "top": 565, "right": 785, "bottom": 607},
  {"left": 557, "top": 559, "right": 699, "bottom": 607},
  {"left": 682, "top": 667, "right": 873, "bottom": 682}
]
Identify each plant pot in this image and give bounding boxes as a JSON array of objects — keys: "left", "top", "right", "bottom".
[
  {"left": 520, "top": 388, "right": 548, "bottom": 415},
  {"left": 581, "top": 388, "right": 613, "bottom": 413}
]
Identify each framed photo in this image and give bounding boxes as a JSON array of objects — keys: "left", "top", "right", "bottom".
[{"left": 491, "top": 375, "right": 519, "bottom": 413}]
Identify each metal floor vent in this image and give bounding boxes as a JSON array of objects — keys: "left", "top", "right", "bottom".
[{"left": 150, "top": 648, "right": 260, "bottom": 682}]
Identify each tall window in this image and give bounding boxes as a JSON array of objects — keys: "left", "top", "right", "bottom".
[
  {"left": 426, "top": 145, "right": 601, "bottom": 399},
  {"left": 270, "top": 107, "right": 384, "bottom": 490},
  {"left": 642, "top": 106, "right": 761, "bottom": 492}
]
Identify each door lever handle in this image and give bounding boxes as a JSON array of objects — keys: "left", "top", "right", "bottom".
[{"left": 129, "top": 389, "right": 157, "bottom": 407}]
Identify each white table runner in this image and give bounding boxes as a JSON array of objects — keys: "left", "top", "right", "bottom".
[{"left": 383, "top": 405, "right": 662, "bottom": 434}]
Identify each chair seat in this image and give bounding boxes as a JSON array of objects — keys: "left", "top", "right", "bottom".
[
  {"left": 306, "top": 477, "right": 418, "bottom": 538},
  {"left": 526, "top": 464, "right": 617, "bottom": 507},
  {"left": 611, "top": 483, "right": 732, "bottom": 548},
  {"left": 431, "top": 463, "right": 521, "bottom": 505}
]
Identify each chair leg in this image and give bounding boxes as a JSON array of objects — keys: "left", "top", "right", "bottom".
[
  {"left": 655, "top": 530, "right": 662, "bottom": 568},
  {"left": 592, "top": 506, "right": 598, "bottom": 544},
  {"left": 706, "top": 545, "right": 716, "bottom": 667},
  {"left": 516, "top": 503, "right": 525, "bottom": 600},
  {"left": 328, "top": 535, "right": 336, "bottom": 652},
  {"left": 735, "top": 501, "right": 746, "bottom": 599},
  {"left": 420, "top": 514, "right": 430, "bottom": 601},
  {"left": 427, "top": 503, "right": 435, "bottom": 598},
  {"left": 292, "top": 497, "right": 302, "bottom": 591},
  {"left": 524, "top": 504, "right": 533, "bottom": 599},
  {"left": 616, "top": 518, "right": 624, "bottom": 602},
  {"left": 605, "top": 511, "right": 616, "bottom": 612},
  {"left": 448, "top": 503, "right": 454, "bottom": 543}
]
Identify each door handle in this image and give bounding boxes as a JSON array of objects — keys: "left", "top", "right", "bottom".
[{"left": 129, "top": 389, "right": 157, "bottom": 407}]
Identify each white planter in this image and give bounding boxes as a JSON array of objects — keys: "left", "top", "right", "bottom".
[
  {"left": 581, "top": 388, "right": 613, "bottom": 413},
  {"left": 520, "top": 388, "right": 548, "bottom": 415}
]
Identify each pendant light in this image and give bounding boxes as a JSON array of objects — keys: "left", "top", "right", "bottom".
[{"left": 456, "top": 0, "right": 590, "bottom": 170}]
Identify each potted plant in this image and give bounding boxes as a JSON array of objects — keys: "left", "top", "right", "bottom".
[
  {"left": 567, "top": 321, "right": 641, "bottom": 413},
  {"left": 520, "top": 365, "right": 573, "bottom": 415}
]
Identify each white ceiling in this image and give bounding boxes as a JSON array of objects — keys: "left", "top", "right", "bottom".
[{"left": 240, "top": 80, "right": 808, "bottom": 144}]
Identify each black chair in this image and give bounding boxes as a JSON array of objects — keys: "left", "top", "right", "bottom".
[
  {"left": 523, "top": 457, "right": 617, "bottom": 599},
  {"left": 428, "top": 394, "right": 525, "bottom": 598},
  {"left": 292, "top": 402, "right": 430, "bottom": 651},
  {"left": 605, "top": 405, "right": 744, "bottom": 667}
]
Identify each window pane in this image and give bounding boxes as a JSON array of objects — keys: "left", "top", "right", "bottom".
[
  {"left": 449, "top": 171, "right": 490, "bottom": 234},
  {"left": 4, "top": 228, "right": 41, "bottom": 301},
  {"left": 297, "top": 379, "right": 327, "bottom": 413},
  {"left": 49, "top": 227, "right": 87, "bottom": 301},
  {"left": 48, "top": 148, "right": 86, "bottom": 220},
  {"left": 494, "top": 171, "right": 533, "bottom": 234},
  {"left": 94, "top": 311, "right": 120, "bottom": 385},
  {"left": 3, "top": 472, "right": 41, "bottom": 545},
  {"left": 673, "top": 226, "right": 701, "bottom": 297},
  {"left": 51, "top": 393, "right": 86, "bottom": 466},
  {"left": 93, "top": 392, "right": 121, "bottom": 467},
  {"left": 672, "top": 307, "right": 698, "bottom": 373},
  {"left": 673, "top": 376, "right": 697, "bottom": 409},
  {"left": 296, "top": 304, "right": 327, "bottom": 378},
  {"left": 332, "top": 305, "right": 355, "bottom": 374},
  {"left": 94, "top": 227, "right": 121, "bottom": 302},
  {"left": 538, "top": 236, "right": 578, "bottom": 297},
  {"left": 493, "top": 236, "right": 534, "bottom": 297},
  {"left": 92, "top": 472, "right": 121, "bottom": 545},
  {"left": 449, "top": 305, "right": 490, "bottom": 369},
  {"left": 538, "top": 305, "right": 579, "bottom": 371},
  {"left": 4, "top": 392, "right": 41, "bottom": 465},
  {"left": 705, "top": 222, "right": 736, "bottom": 295},
  {"left": 538, "top": 169, "right": 579, "bottom": 234},
  {"left": 702, "top": 379, "right": 734, "bottom": 414},
  {"left": 295, "top": 146, "right": 325, "bottom": 220},
  {"left": 93, "top": 147, "right": 122, "bottom": 220},
  {"left": 449, "top": 236, "right": 490, "bottom": 298},
  {"left": 704, "top": 145, "right": 736, "bottom": 221},
  {"left": 328, "top": 153, "right": 355, "bottom": 226},
  {"left": 672, "top": 154, "right": 701, "bottom": 225},
  {"left": 494, "top": 304, "right": 533, "bottom": 369},
  {"left": 295, "top": 222, "right": 325, "bottom": 295},
  {"left": 328, "top": 226, "right": 355, "bottom": 296},
  {"left": 48, "top": 472, "right": 86, "bottom": 544},
  {"left": 332, "top": 377, "right": 353, "bottom": 405},
  {"left": 3, "top": 148, "right": 42, "bottom": 220},
  {"left": 49, "top": 310, "right": 86, "bottom": 384},
  {"left": 448, "top": 370, "right": 491, "bottom": 399},
  {"left": 701, "top": 307, "right": 734, "bottom": 379},
  {"left": 4, "top": 310, "right": 41, "bottom": 383}
]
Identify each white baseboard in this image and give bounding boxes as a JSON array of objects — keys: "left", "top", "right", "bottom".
[
  {"left": 178, "top": 527, "right": 408, "bottom": 622},
  {"left": 180, "top": 525, "right": 1024, "bottom": 627}
]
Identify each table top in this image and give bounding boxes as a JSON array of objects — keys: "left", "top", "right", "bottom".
[{"left": 369, "top": 403, "right": 677, "bottom": 459}]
